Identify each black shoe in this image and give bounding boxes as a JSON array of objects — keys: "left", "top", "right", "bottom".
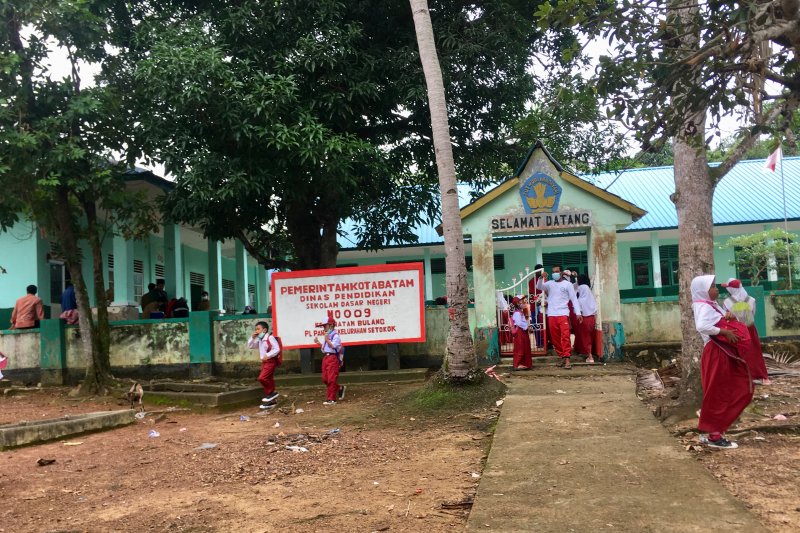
[
  {"left": 337, "top": 386, "right": 346, "bottom": 401},
  {"left": 707, "top": 437, "right": 738, "bottom": 449},
  {"left": 264, "top": 392, "right": 279, "bottom": 403}
]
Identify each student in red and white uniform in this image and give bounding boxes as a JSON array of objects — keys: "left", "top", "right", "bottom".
[
  {"left": 573, "top": 274, "right": 600, "bottom": 363},
  {"left": 247, "top": 320, "right": 281, "bottom": 409},
  {"left": 691, "top": 275, "right": 754, "bottom": 449},
  {"left": 537, "top": 265, "right": 582, "bottom": 369},
  {"left": 510, "top": 297, "right": 532, "bottom": 370},
  {"left": 721, "top": 278, "right": 771, "bottom": 385},
  {"left": 316, "top": 313, "right": 345, "bottom": 405}
]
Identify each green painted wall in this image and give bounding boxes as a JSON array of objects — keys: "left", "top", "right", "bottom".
[{"left": 0, "top": 221, "right": 42, "bottom": 309}]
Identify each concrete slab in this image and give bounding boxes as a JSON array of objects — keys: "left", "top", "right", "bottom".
[
  {"left": 0, "top": 410, "right": 135, "bottom": 449},
  {"left": 467, "top": 372, "right": 766, "bottom": 532}
]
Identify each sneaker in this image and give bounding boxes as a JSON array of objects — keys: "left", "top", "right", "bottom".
[
  {"left": 585, "top": 357, "right": 595, "bottom": 363},
  {"left": 707, "top": 437, "right": 738, "bottom": 449},
  {"left": 337, "top": 386, "right": 346, "bottom": 401},
  {"left": 263, "top": 392, "right": 279, "bottom": 403},
  {"left": 259, "top": 403, "right": 275, "bottom": 410},
  {"left": 323, "top": 400, "right": 337, "bottom": 406},
  {"left": 698, "top": 434, "right": 709, "bottom": 444},
  {"left": 563, "top": 359, "right": 572, "bottom": 369}
]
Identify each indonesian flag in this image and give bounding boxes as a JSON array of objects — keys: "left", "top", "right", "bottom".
[{"left": 764, "top": 145, "right": 782, "bottom": 172}]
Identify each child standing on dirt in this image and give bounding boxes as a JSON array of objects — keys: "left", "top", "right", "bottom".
[
  {"left": 315, "top": 312, "right": 344, "bottom": 405},
  {"left": 247, "top": 321, "right": 280, "bottom": 410}
]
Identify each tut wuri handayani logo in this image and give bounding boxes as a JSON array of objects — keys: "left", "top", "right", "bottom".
[{"left": 520, "top": 172, "right": 562, "bottom": 214}]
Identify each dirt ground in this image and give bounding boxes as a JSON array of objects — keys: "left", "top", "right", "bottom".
[
  {"left": 1, "top": 381, "right": 499, "bottom": 533},
  {"left": 642, "top": 370, "right": 800, "bottom": 533}
]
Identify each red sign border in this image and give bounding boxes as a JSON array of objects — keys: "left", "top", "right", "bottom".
[{"left": 271, "top": 262, "right": 426, "bottom": 349}]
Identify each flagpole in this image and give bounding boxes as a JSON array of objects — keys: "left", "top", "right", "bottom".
[{"left": 779, "top": 144, "right": 792, "bottom": 290}]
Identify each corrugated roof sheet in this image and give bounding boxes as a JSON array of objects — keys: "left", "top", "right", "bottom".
[{"left": 338, "top": 156, "right": 800, "bottom": 248}]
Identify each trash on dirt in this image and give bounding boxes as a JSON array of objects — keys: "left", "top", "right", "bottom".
[
  {"left": 240, "top": 415, "right": 250, "bottom": 422},
  {"left": 148, "top": 430, "right": 160, "bottom": 438},
  {"left": 414, "top": 488, "right": 423, "bottom": 495},
  {"left": 373, "top": 481, "right": 380, "bottom": 485},
  {"left": 495, "top": 399, "right": 504, "bottom": 407},
  {"left": 295, "top": 408, "right": 304, "bottom": 414},
  {"left": 285, "top": 445, "right": 308, "bottom": 453},
  {"left": 555, "top": 390, "right": 566, "bottom": 394},
  {"left": 470, "top": 472, "right": 480, "bottom": 478},
  {"left": 557, "top": 459, "right": 570, "bottom": 465},
  {"left": 36, "top": 458, "right": 56, "bottom": 467},
  {"left": 306, "top": 400, "right": 315, "bottom": 404},
  {"left": 273, "top": 422, "right": 281, "bottom": 428},
  {"left": 754, "top": 436, "right": 767, "bottom": 441},
  {"left": 134, "top": 412, "right": 146, "bottom": 419},
  {"left": 179, "top": 427, "right": 187, "bottom": 432},
  {"left": 773, "top": 414, "right": 788, "bottom": 420},
  {"left": 196, "top": 443, "right": 218, "bottom": 450},
  {"left": 761, "top": 394, "right": 770, "bottom": 399},
  {"left": 484, "top": 365, "right": 502, "bottom": 382},
  {"left": 63, "top": 441, "right": 83, "bottom": 446},
  {"left": 327, "top": 428, "right": 341, "bottom": 435},
  {"left": 409, "top": 417, "right": 416, "bottom": 421}
]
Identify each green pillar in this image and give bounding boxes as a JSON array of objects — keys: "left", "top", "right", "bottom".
[
  {"left": 35, "top": 225, "right": 51, "bottom": 306},
  {"left": 423, "top": 247, "right": 433, "bottom": 300},
  {"left": 112, "top": 229, "right": 136, "bottom": 305},
  {"left": 255, "top": 265, "right": 269, "bottom": 313},
  {"left": 208, "top": 240, "right": 223, "bottom": 312},
  {"left": 235, "top": 240, "right": 249, "bottom": 310},
  {"left": 39, "top": 319, "right": 66, "bottom": 385},
  {"left": 164, "top": 223, "right": 184, "bottom": 299},
  {"left": 188, "top": 310, "right": 214, "bottom": 377}
]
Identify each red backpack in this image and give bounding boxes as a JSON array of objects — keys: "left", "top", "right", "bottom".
[{"left": 266, "top": 335, "right": 283, "bottom": 366}]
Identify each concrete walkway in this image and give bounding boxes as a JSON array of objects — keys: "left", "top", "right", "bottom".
[{"left": 467, "top": 366, "right": 766, "bottom": 532}]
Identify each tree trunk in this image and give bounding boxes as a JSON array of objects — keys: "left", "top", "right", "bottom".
[
  {"left": 409, "top": 0, "right": 475, "bottom": 378},
  {"left": 670, "top": 0, "right": 714, "bottom": 411},
  {"left": 82, "top": 196, "right": 113, "bottom": 392},
  {"left": 52, "top": 187, "right": 109, "bottom": 393}
]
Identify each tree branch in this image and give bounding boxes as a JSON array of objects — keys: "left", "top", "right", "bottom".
[
  {"left": 234, "top": 228, "right": 295, "bottom": 270},
  {"left": 711, "top": 95, "right": 800, "bottom": 183}
]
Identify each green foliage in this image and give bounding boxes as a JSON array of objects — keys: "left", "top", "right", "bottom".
[
  {"left": 722, "top": 229, "right": 800, "bottom": 287},
  {"left": 771, "top": 295, "right": 800, "bottom": 331},
  {"left": 108, "top": 0, "right": 590, "bottom": 268}
]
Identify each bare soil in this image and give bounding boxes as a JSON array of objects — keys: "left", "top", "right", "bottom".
[
  {"left": 642, "top": 372, "right": 800, "bottom": 533},
  {"left": 1, "top": 381, "right": 500, "bottom": 533}
]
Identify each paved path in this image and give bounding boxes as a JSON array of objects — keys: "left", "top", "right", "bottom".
[{"left": 467, "top": 367, "right": 766, "bottom": 532}]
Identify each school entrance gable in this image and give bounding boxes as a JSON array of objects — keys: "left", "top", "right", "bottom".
[{"left": 458, "top": 141, "right": 646, "bottom": 358}]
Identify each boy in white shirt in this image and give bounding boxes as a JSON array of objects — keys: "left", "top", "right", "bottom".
[
  {"left": 537, "top": 265, "right": 582, "bottom": 369},
  {"left": 247, "top": 321, "right": 281, "bottom": 409}
]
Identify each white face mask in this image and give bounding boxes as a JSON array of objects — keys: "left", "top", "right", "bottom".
[
  {"left": 552, "top": 272, "right": 561, "bottom": 281},
  {"left": 201, "top": 295, "right": 209, "bottom": 301}
]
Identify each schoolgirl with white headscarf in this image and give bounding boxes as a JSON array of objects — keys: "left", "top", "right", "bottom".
[{"left": 721, "top": 278, "right": 770, "bottom": 384}]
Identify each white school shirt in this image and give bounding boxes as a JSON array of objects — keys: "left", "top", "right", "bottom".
[
  {"left": 691, "top": 301, "right": 725, "bottom": 345},
  {"left": 575, "top": 285, "right": 598, "bottom": 317},
  {"left": 321, "top": 329, "right": 342, "bottom": 354},
  {"left": 537, "top": 279, "right": 582, "bottom": 317},
  {"left": 512, "top": 310, "right": 528, "bottom": 329},
  {"left": 247, "top": 334, "right": 280, "bottom": 360},
  {"left": 723, "top": 296, "right": 756, "bottom": 327}
]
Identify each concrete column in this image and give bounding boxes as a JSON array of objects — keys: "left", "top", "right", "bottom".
[
  {"left": 39, "top": 319, "right": 66, "bottom": 385},
  {"left": 651, "top": 232, "right": 662, "bottom": 289},
  {"left": 255, "top": 265, "right": 269, "bottom": 313},
  {"left": 589, "top": 224, "right": 624, "bottom": 360},
  {"left": 471, "top": 230, "right": 497, "bottom": 328},
  {"left": 188, "top": 311, "right": 214, "bottom": 377},
  {"left": 534, "top": 239, "right": 543, "bottom": 266},
  {"left": 423, "top": 248, "right": 433, "bottom": 301},
  {"left": 112, "top": 229, "right": 136, "bottom": 306},
  {"left": 34, "top": 226, "right": 51, "bottom": 306},
  {"left": 208, "top": 240, "right": 223, "bottom": 311},
  {"left": 235, "top": 240, "right": 249, "bottom": 310},
  {"left": 387, "top": 343, "right": 400, "bottom": 370},
  {"left": 164, "top": 223, "right": 184, "bottom": 299}
]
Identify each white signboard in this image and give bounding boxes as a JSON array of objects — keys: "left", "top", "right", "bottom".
[
  {"left": 490, "top": 210, "right": 592, "bottom": 232},
  {"left": 271, "top": 263, "right": 426, "bottom": 349}
]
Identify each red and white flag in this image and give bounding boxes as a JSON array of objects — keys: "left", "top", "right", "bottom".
[{"left": 764, "top": 145, "right": 782, "bottom": 172}]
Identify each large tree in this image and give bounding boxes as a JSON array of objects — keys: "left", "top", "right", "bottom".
[
  {"left": 541, "top": 0, "right": 800, "bottom": 411},
  {"left": 0, "top": 0, "right": 157, "bottom": 393},
  {"left": 409, "top": 0, "right": 474, "bottom": 378},
  {"left": 111, "top": 0, "right": 573, "bottom": 269}
]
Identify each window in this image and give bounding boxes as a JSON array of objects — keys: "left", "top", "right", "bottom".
[
  {"left": 431, "top": 254, "right": 504, "bottom": 274},
  {"left": 133, "top": 260, "right": 144, "bottom": 302},
  {"left": 630, "top": 247, "right": 652, "bottom": 287},
  {"left": 190, "top": 272, "right": 205, "bottom": 286},
  {"left": 659, "top": 245, "right": 679, "bottom": 287},
  {"left": 543, "top": 251, "right": 588, "bottom": 276},
  {"left": 430, "top": 258, "right": 446, "bottom": 274},
  {"left": 155, "top": 264, "right": 165, "bottom": 279},
  {"left": 248, "top": 283, "right": 256, "bottom": 307},
  {"left": 49, "top": 262, "right": 67, "bottom": 305},
  {"left": 222, "top": 279, "right": 236, "bottom": 313},
  {"left": 107, "top": 254, "right": 115, "bottom": 298}
]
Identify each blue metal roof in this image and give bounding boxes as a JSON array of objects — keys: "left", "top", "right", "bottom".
[{"left": 338, "top": 156, "right": 800, "bottom": 248}]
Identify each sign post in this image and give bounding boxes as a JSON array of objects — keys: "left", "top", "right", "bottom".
[{"left": 271, "top": 263, "right": 426, "bottom": 350}]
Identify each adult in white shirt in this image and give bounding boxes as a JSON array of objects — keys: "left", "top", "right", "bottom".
[
  {"left": 573, "top": 274, "right": 600, "bottom": 363},
  {"left": 538, "top": 265, "right": 582, "bottom": 369},
  {"left": 691, "top": 275, "right": 753, "bottom": 449}
]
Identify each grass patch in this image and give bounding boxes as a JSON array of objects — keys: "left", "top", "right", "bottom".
[{"left": 401, "top": 371, "right": 507, "bottom": 416}]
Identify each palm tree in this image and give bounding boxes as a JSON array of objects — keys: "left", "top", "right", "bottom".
[{"left": 409, "top": 0, "right": 475, "bottom": 378}]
